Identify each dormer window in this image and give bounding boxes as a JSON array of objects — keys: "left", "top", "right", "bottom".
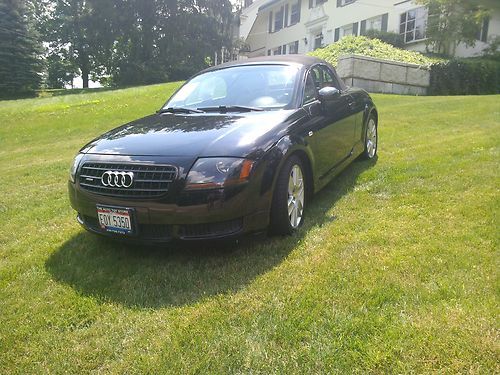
[
  {"left": 337, "top": 0, "right": 355, "bottom": 7},
  {"left": 274, "top": 6, "right": 284, "bottom": 31},
  {"left": 309, "top": 0, "right": 326, "bottom": 9},
  {"left": 268, "top": 0, "right": 301, "bottom": 33},
  {"left": 290, "top": 0, "right": 301, "bottom": 25}
]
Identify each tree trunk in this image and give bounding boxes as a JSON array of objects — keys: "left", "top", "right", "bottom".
[
  {"left": 82, "top": 68, "right": 89, "bottom": 88},
  {"left": 79, "top": 52, "right": 90, "bottom": 88},
  {"left": 140, "top": 0, "right": 155, "bottom": 63}
]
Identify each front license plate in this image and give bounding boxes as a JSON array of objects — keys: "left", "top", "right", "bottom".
[{"left": 97, "top": 205, "right": 134, "bottom": 235}]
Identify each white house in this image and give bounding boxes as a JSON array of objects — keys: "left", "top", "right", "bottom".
[{"left": 236, "top": 0, "right": 499, "bottom": 58}]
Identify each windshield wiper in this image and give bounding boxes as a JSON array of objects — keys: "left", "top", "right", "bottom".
[
  {"left": 197, "top": 105, "right": 264, "bottom": 113},
  {"left": 157, "top": 107, "right": 203, "bottom": 114}
]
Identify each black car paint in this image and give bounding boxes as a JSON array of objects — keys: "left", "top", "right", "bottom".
[{"left": 69, "top": 56, "right": 377, "bottom": 242}]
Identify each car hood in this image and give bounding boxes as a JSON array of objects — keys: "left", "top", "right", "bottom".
[{"left": 82, "top": 110, "right": 302, "bottom": 159}]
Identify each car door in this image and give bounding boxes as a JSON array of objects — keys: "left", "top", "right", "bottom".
[{"left": 304, "top": 65, "right": 358, "bottom": 179}]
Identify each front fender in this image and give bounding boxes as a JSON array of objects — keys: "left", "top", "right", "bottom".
[{"left": 259, "top": 134, "right": 315, "bottom": 199}]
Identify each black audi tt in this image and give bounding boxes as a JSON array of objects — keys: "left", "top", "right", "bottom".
[{"left": 68, "top": 55, "right": 378, "bottom": 242}]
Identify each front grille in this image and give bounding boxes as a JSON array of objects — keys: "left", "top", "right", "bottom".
[{"left": 78, "top": 162, "right": 177, "bottom": 198}]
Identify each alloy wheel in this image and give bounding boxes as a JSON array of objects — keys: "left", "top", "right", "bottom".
[
  {"left": 366, "top": 118, "right": 377, "bottom": 158},
  {"left": 287, "top": 165, "right": 305, "bottom": 228}
]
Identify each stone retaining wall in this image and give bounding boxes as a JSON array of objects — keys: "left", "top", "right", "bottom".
[{"left": 336, "top": 54, "right": 430, "bottom": 95}]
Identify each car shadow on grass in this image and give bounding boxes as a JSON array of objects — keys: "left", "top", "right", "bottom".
[{"left": 46, "top": 157, "right": 377, "bottom": 309}]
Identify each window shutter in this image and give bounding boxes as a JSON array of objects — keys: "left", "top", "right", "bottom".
[
  {"left": 284, "top": 4, "right": 289, "bottom": 27},
  {"left": 360, "top": 20, "right": 366, "bottom": 35},
  {"left": 352, "top": 22, "right": 358, "bottom": 36},
  {"left": 381, "top": 13, "right": 388, "bottom": 32},
  {"left": 280, "top": 6, "right": 284, "bottom": 30},
  {"left": 334, "top": 28, "right": 340, "bottom": 42},
  {"left": 283, "top": 44, "right": 287, "bottom": 54},
  {"left": 268, "top": 11, "right": 273, "bottom": 33},
  {"left": 297, "top": 0, "right": 301, "bottom": 22},
  {"left": 481, "top": 18, "right": 489, "bottom": 42},
  {"left": 309, "top": 0, "right": 313, "bottom": 9},
  {"left": 336, "top": 0, "right": 341, "bottom": 7}
]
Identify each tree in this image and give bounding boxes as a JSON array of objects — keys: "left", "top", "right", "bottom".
[
  {"left": 42, "top": 0, "right": 95, "bottom": 88},
  {"left": 0, "top": 0, "right": 42, "bottom": 97},
  {"left": 104, "top": 0, "right": 234, "bottom": 86},
  {"left": 45, "top": 52, "right": 76, "bottom": 88},
  {"left": 38, "top": 0, "right": 235, "bottom": 88},
  {"left": 417, "top": 0, "right": 491, "bottom": 56}
]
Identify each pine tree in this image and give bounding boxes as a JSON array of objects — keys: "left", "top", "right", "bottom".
[{"left": 0, "top": 0, "right": 42, "bottom": 97}]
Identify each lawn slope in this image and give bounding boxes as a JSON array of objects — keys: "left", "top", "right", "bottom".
[{"left": 0, "top": 85, "right": 498, "bottom": 373}]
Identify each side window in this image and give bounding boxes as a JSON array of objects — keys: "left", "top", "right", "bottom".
[
  {"left": 310, "top": 67, "right": 322, "bottom": 91},
  {"left": 321, "top": 66, "right": 341, "bottom": 89},
  {"left": 303, "top": 73, "right": 317, "bottom": 105}
]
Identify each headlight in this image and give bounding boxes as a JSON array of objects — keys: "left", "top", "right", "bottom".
[
  {"left": 185, "top": 157, "right": 254, "bottom": 190},
  {"left": 69, "top": 153, "right": 84, "bottom": 183}
]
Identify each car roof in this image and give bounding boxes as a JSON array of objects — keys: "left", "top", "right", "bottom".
[{"left": 199, "top": 55, "right": 325, "bottom": 74}]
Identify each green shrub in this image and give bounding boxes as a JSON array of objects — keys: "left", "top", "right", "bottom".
[
  {"left": 429, "top": 58, "right": 500, "bottom": 95},
  {"left": 309, "top": 36, "right": 442, "bottom": 67},
  {"left": 482, "top": 36, "right": 500, "bottom": 61},
  {"left": 364, "top": 30, "right": 405, "bottom": 48}
]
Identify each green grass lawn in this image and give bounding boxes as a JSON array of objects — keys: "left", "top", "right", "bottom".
[{"left": 0, "top": 84, "right": 498, "bottom": 373}]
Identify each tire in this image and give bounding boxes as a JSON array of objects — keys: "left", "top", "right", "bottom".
[
  {"left": 270, "top": 155, "right": 306, "bottom": 235},
  {"left": 362, "top": 114, "right": 378, "bottom": 159}
]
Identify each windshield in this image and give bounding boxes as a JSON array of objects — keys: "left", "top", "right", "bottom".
[{"left": 164, "top": 65, "right": 299, "bottom": 111}]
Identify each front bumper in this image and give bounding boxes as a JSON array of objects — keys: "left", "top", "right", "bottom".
[
  {"left": 68, "top": 156, "right": 273, "bottom": 243},
  {"left": 75, "top": 211, "right": 268, "bottom": 243}
]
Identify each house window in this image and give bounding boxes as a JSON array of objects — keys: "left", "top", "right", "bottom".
[
  {"left": 366, "top": 15, "right": 382, "bottom": 32},
  {"left": 400, "top": 7, "right": 428, "bottom": 43},
  {"left": 290, "top": 0, "right": 301, "bottom": 25},
  {"left": 267, "top": 49, "right": 272, "bottom": 56},
  {"left": 288, "top": 40, "right": 299, "bottom": 54},
  {"left": 273, "top": 46, "right": 282, "bottom": 55},
  {"left": 341, "top": 24, "right": 353, "bottom": 37},
  {"left": 314, "top": 33, "right": 323, "bottom": 50},
  {"left": 275, "top": 6, "right": 284, "bottom": 32}
]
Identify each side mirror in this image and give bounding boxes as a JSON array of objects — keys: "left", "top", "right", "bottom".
[{"left": 318, "top": 86, "right": 340, "bottom": 102}]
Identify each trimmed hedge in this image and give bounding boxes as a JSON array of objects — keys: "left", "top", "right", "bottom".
[
  {"left": 429, "top": 59, "right": 500, "bottom": 95},
  {"left": 310, "top": 36, "right": 499, "bottom": 96},
  {"left": 309, "top": 36, "right": 441, "bottom": 67},
  {"left": 364, "top": 30, "right": 405, "bottom": 48}
]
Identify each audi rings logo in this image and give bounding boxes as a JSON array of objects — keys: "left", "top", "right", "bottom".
[{"left": 101, "top": 171, "right": 134, "bottom": 188}]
